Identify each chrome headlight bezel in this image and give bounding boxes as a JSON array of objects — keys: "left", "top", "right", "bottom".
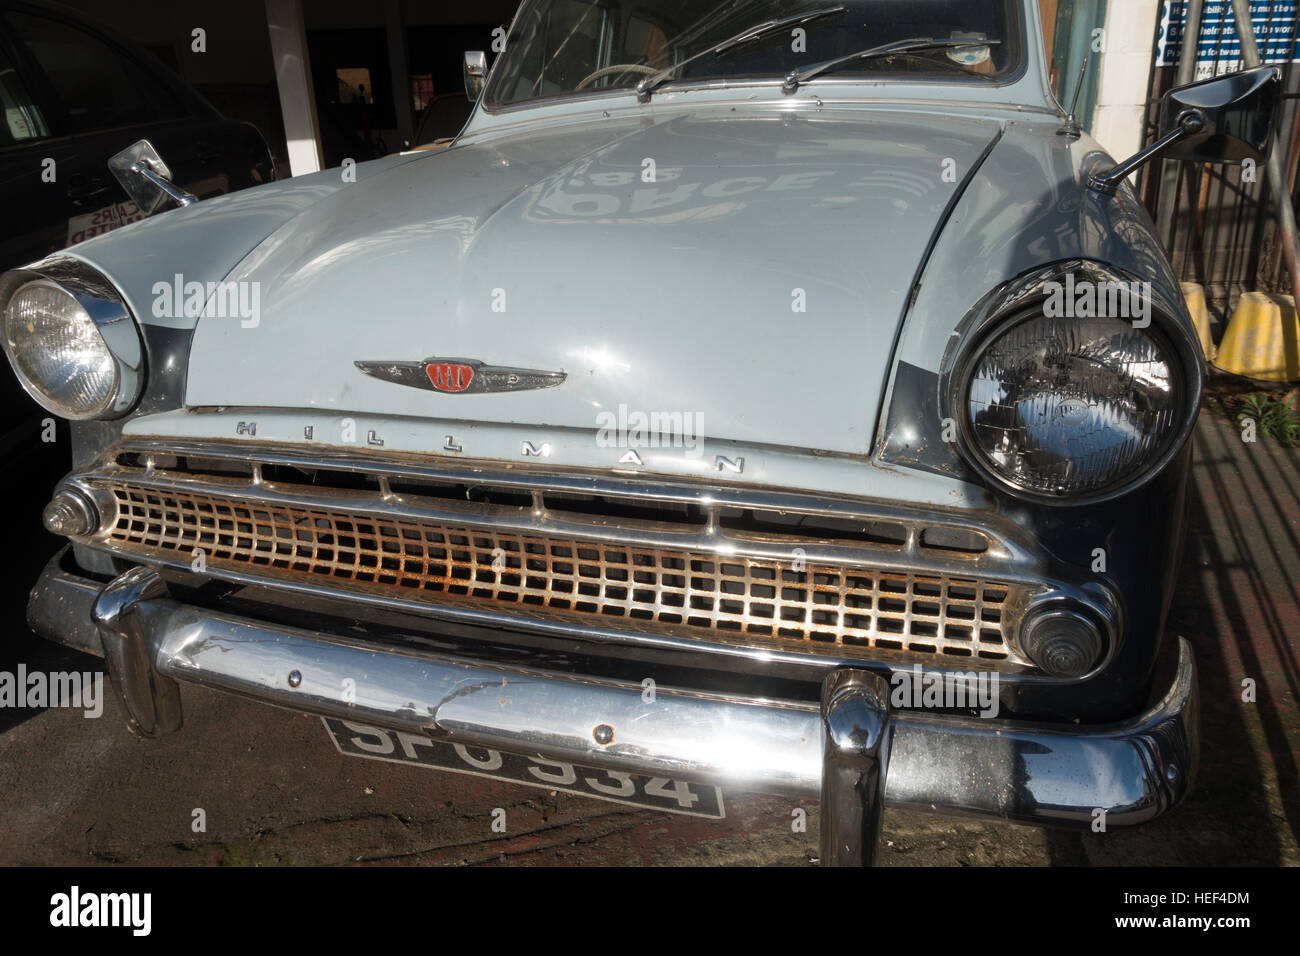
[
  {"left": 0, "top": 258, "right": 145, "bottom": 420},
  {"left": 940, "top": 261, "right": 1204, "bottom": 506}
]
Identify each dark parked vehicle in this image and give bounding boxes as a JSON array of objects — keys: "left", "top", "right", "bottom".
[
  {"left": 0, "top": 0, "right": 274, "bottom": 272},
  {"left": 0, "top": 0, "right": 274, "bottom": 434}
]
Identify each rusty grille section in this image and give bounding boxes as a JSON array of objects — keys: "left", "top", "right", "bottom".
[{"left": 100, "top": 483, "right": 1019, "bottom": 663}]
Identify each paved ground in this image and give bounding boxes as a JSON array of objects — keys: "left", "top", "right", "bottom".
[{"left": 0, "top": 405, "right": 1297, "bottom": 866}]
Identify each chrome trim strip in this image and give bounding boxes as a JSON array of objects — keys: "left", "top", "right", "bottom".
[
  {"left": 45, "top": 562, "right": 1196, "bottom": 831},
  {"left": 108, "top": 437, "right": 1019, "bottom": 530},
  {"left": 75, "top": 470, "right": 1019, "bottom": 577}
]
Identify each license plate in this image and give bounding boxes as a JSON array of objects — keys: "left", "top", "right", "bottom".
[{"left": 321, "top": 718, "right": 726, "bottom": 819}]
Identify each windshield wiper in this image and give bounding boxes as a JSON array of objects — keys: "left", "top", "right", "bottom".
[
  {"left": 782, "top": 37, "right": 1002, "bottom": 94},
  {"left": 636, "top": 4, "right": 846, "bottom": 103}
]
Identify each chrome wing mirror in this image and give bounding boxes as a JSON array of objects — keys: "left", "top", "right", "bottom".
[
  {"left": 1090, "top": 65, "right": 1281, "bottom": 196},
  {"left": 108, "top": 139, "right": 198, "bottom": 215},
  {"left": 463, "top": 50, "right": 488, "bottom": 100}
]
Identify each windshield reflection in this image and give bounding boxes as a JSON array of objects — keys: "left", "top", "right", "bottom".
[{"left": 487, "top": 0, "right": 1024, "bottom": 108}]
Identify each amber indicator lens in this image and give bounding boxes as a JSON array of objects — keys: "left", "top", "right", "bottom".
[{"left": 1020, "top": 607, "right": 1103, "bottom": 677}]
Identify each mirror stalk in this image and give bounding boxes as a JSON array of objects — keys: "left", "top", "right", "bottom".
[
  {"left": 130, "top": 161, "right": 197, "bottom": 207},
  {"left": 108, "top": 140, "right": 197, "bottom": 215},
  {"left": 1089, "top": 110, "right": 1206, "bottom": 197}
]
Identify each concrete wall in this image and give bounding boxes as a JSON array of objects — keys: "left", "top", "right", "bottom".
[{"left": 1091, "top": 0, "right": 1161, "bottom": 162}]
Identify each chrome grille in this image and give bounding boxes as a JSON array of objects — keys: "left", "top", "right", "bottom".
[{"left": 100, "top": 482, "right": 1021, "bottom": 663}]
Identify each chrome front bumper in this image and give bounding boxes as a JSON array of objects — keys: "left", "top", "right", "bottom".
[{"left": 28, "top": 552, "right": 1199, "bottom": 866}]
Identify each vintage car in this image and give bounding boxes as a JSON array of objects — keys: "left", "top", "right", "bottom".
[{"left": 0, "top": 0, "right": 1282, "bottom": 865}]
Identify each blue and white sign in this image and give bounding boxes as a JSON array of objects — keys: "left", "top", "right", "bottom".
[{"left": 1158, "top": 0, "right": 1299, "bottom": 76}]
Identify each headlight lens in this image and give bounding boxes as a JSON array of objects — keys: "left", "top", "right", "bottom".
[
  {"left": 3, "top": 279, "right": 121, "bottom": 419},
  {"left": 965, "top": 314, "right": 1180, "bottom": 497}
]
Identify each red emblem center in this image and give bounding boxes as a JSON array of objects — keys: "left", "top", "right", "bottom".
[{"left": 426, "top": 362, "right": 475, "bottom": 392}]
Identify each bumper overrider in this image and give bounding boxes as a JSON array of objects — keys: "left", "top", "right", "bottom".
[{"left": 31, "top": 550, "right": 1198, "bottom": 866}]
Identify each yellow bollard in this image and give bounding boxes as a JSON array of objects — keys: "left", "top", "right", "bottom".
[
  {"left": 1181, "top": 282, "right": 1217, "bottom": 361},
  {"left": 1213, "top": 292, "right": 1300, "bottom": 383}
]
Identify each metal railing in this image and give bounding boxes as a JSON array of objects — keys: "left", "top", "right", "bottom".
[{"left": 1140, "top": 0, "right": 1300, "bottom": 320}]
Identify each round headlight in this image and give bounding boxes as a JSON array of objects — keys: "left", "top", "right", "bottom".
[
  {"left": 962, "top": 313, "right": 1180, "bottom": 498},
  {"left": 3, "top": 278, "right": 124, "bottom": 419}
]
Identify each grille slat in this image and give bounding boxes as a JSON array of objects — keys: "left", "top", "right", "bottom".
[{"left": 101, "top": 483, "right": 1020, "bottom": 664}]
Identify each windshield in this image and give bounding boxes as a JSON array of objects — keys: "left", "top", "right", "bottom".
[{"left": 485, "top": 0, "right": 1025, "bottom": 109}]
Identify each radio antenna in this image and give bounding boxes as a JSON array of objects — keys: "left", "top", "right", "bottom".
[{"left": 1058, "top": 57, "right": 1088, "bottom": 137}]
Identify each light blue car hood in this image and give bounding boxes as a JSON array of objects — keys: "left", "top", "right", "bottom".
[{"left": 185, "top": 107, "right": 1001, "bottom": 455}]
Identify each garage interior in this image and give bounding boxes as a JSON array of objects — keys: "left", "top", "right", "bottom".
[{"left": 54, "top": 0, "right": 520, "bottom": 173}]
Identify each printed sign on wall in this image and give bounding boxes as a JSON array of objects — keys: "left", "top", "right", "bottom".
[{"left": 1158, "top": 0, "right": 1300, "bottom": 77}]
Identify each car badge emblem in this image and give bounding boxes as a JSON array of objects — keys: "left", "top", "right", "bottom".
[
  {"left": 426, "top": 361, "right": 475, "bottom": 392},
  {"left": 355, "top": 357, "right": 566, "bottom": 394}
]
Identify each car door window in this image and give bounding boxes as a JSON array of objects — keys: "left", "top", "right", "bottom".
[
  {"left": 0, "top": 43, "right": 48, "bottom": 144},
  {"left": 628, "top": 17, "right": 669, "bottom": 68},
  {"left": 506, "top": 0, "right": 610, "bottom": 100},
  {"left": 7, "top": 11, "right": 185, "bottom": 134},
  {"left": 544, "top": 0, "right": 607, "bottom": 91}
]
